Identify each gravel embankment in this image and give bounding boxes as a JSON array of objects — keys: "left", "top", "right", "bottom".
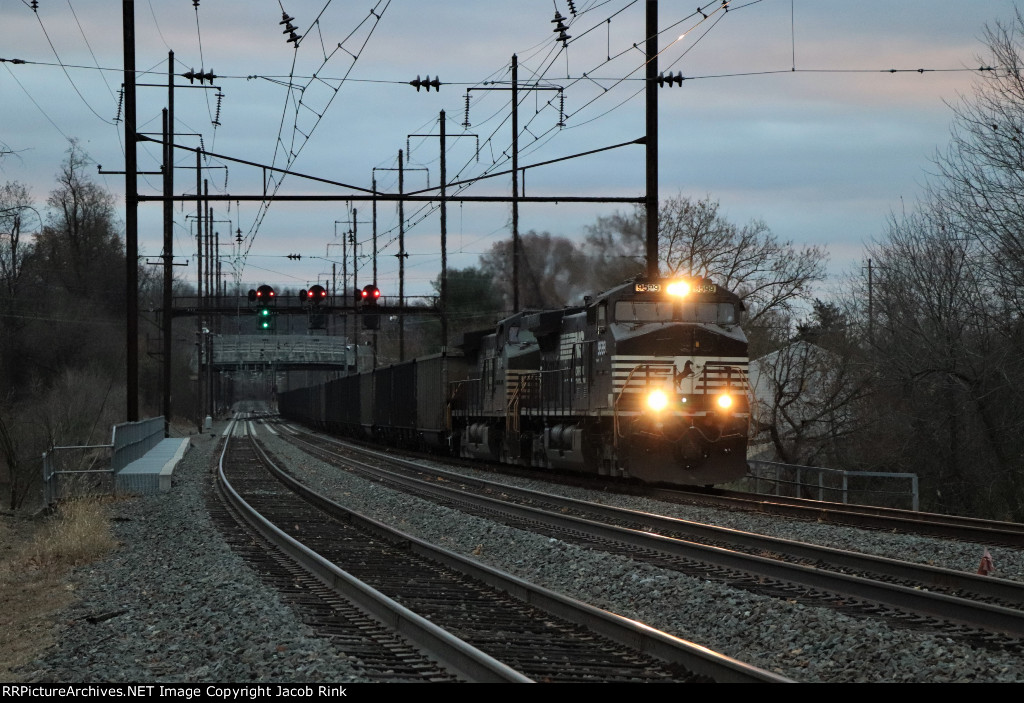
[
  {"left": 18, "top": 419, "right": 1024, "bottom": 683},
  {"left": 18, "top": 425, "right": 375, "bottom": 684}
]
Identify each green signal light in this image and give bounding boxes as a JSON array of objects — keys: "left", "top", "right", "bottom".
[{"left": 257, "top": 307, "right": 274, "bottom": 331}]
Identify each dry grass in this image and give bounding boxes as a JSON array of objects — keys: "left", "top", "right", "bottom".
[
  {"left": 28, "top": 499, "right": 117, "bottom": 567},
  {"left": 0, "top": 498, "right": 117, "bottom": 681}
]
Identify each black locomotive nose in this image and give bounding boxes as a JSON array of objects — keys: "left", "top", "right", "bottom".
[{"left": 660, "top": 417, "right": 687, "bottom": 442}]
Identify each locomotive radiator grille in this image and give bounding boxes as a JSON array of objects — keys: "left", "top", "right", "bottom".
[{"left": 610, "top": 356, "right": 750, "bottom": 414}]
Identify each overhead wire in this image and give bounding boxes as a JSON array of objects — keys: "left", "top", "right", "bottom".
[
  {"left": 240, "top": 0, "right": 392, "bottom": 278},
  {"left": 368, "top": 1, "right": 747, "bottom": 279},
  {"left": 3, "top": 63, "right": 72, "bottom": 142},
  {"left": 66, "top": 0, "right": 118, "bottom": 104},
  {"left": 147, "top": 0, "right": 173, "bottom": 52},
  {"left": 31, "top": 2, "right": 116, "bottom": 125}
]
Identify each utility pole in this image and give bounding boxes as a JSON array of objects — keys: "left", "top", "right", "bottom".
[
  {"left": 406, "top": 112, "right": 477, "bottom": 350},
  {"left": 123, "top": 0, "right": 139, "bottom": 421},
  {"left": 371, "top": 158, "right": 424, "bottom": 362},
  {"left": 351, "top": 208, "right": 359, "bottom": 351},
  {"left": 463, "top": 57, "right": 561, "bottom": 309},
  {"left": 512, "top": 55, "right": 520, "bottom": 310},
  {"left": 440, "top": 116, "right": 447, "bottom": 349},
  {"left": 372, "top": 176, "right": 378, "bottom": 284},
  {"left": 161, "top": 50, "right": 174, "bottom": 437},
  {"left": 646, "top": 0, "right": 660, "bottom": 279},
  {"left": 205, "top": 180, "right": 213, "bottom": 418},
  {"left": 195, "top": 150, "right": 202, "bottom": 431},
  {"left": 398, "top": 150, "right": 405, "bottom": 361}
]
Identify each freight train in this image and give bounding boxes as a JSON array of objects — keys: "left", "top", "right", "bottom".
[{"left": 278, "top": 276, "right": 751, "bottom": 485}]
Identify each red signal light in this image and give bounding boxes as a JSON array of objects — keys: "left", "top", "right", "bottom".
[
  {"left": 360, "top": 284, "right": 380, "bottom": 304},
  {"left": 307, "top": 284, "right": 327, "bottom": 304}
]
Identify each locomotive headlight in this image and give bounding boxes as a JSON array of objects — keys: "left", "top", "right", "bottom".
[
  {"left": 646, "top": 389, "right": 670, "bottom": 412},
  {"left": 666, "top": 280, "right": 690, "bottom": 297},
  {"left": 716, "top": 393, "right": 734, "bottom": 410}
]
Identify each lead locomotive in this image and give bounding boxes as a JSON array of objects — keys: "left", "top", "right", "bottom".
[
  {"left": 279, "top": 276, "right": 750, "bottom": 486},
  {"left": 453, "top": 276, "right": 749, "bottom": 484}
]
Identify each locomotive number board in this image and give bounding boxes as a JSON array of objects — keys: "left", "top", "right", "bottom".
[{"left": 633, "top": 282, "right": 718, "bottom": 294}]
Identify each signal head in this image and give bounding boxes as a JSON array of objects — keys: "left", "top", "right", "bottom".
[{"left": 309, "top": 284, "right": 327, "bottom": 303}]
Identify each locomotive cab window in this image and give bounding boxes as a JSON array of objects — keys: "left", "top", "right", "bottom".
[
  {"left": 614, "top": 301, "right": 674, "bottom": 322},
  {"left": 615, "top": 300, "right": 737, "bottom": 325},
  {"left": 678, "top": 302, "right": 737, "bottom": 324},
  {"left": 717, "top": 303, "right": 737, "bottom": 325}
]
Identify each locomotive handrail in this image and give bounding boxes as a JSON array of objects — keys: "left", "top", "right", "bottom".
[
  {"left": 506, "top": 371, "right": 541, "bottom": 435},
  {"left": 696, "top": 362, "right": 752, "bottom": 413},
  {"left": 506, "top": 375, "right": 525, "bottom": 436}
]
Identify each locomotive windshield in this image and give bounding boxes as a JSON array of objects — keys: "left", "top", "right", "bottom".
[{"left": 614, "top": 300, "right": 736, "bottom": 325}]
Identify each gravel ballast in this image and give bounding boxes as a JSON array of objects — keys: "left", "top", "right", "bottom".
[
  {"left": 18, "top": 427, "right": 375, "bottom": 684},
  {"left": 17, "top": 419, "right": 1024, "bottom": 683}
]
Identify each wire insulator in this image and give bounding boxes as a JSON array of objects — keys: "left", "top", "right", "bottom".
[
  {"left": 113, "top": 87, "right": 124, "bottom": 124},
  {"left": 557, "top": 91, "right": 565, "bottom": 128},
  {"left": 462, "top": 92, "right": 471, "bottom": 128},
  {"left": 567, "top": 0, "right": 576, "bottom": 16},
  {"left": 213, "top": 91, "right": 223, "bottom": 127}
]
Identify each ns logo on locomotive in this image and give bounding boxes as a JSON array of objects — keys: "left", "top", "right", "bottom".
[{"left": 278, "top": 276, "right": 750, "bottom": 486}]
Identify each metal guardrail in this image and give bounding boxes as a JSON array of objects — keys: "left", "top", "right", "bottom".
[
  {"left": 111, "top": 417, "right": 164, "bottom": 473},
  {"left": 42, "top": 416, "right": 165, "bottom": 507},
  {"left": 746, "top": 459, "right": 919, "bottom": 511}
]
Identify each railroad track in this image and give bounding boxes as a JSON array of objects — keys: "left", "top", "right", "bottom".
[
  {"left": 263, "top": 419, "right": 1024, "bottom": 648},
  {"left": 651, "top": 487, "right": 1024, "bottom": 548},
  {"left": 216, "top": 416, "right": 788, "bottom": 683},
  {"left": 260, "top": 412, "right": 1024, "bottom": 548}
]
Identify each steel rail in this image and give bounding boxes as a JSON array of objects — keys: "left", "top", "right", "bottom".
[
  {"left": 690, "top": 488, "right": 1024, "bottom": 545},
  {"left": 254, "top": 424, "right": 790, "bottom": 683},
  {"left": 275, "top": 426, "right": 1024, "bottom": 639},
  {"left": 311, "top": 433, "right": 1024, "bottom": 608},
  {"left": 217, "top": 420, "right": 533, "bottom": 683}
]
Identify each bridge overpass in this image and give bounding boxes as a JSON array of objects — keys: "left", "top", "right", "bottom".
[{"left": 206, "top": 334, "right": 357, "bottom": 372}]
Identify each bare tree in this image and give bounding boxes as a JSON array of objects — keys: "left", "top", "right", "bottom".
[
  {"left": 36, "top": 140, "right": 123, "bottom": 303},
  {"left": 478, "top": 230, "right": 591, "bottom": 309},
  {"left": 581, "top": 196, "right": 827, "bottom": 328},
  {"left": 0, "top": 181, "right": 35, "bottom": 299},
  {"left": 935, "top": 9, "right": 1024, "bottom": 317},
  {"left": 749, "top": 340, "right": 871, "bottom": 467},
  {"left": 865, "top": 200, "right": 1024, "bottom": 518}
]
